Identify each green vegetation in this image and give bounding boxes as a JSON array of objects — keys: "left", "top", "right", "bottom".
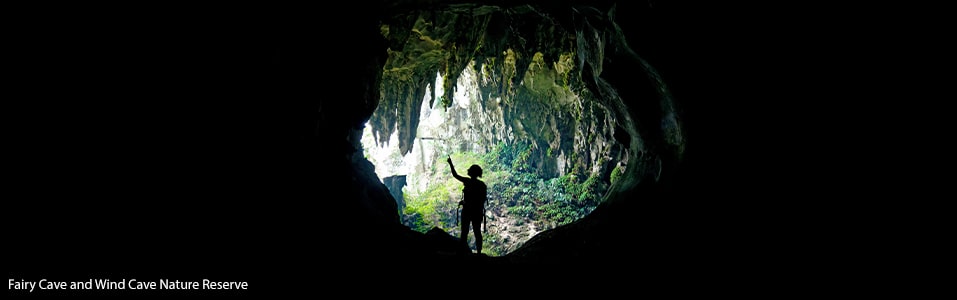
[
  {"left": 610, "top": 164, "right": 624, "bottom": 184},
  {"left": 401, "top": 141, "right": 609, "bottom": 255}
]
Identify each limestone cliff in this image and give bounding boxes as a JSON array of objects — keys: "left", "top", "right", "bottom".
[{"left": 369, "top": 4, "right": 634, "bottom": 181}]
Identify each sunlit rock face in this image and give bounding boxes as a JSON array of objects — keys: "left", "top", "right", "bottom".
[
  {"left": 359, "top": 2, "right": 685, "bottom": 254},
  {"left": 364, "top": 68, "right": 509, "bottom": 193},
  {"left": 369, "top": 5, "right": 629, "bottom": 180}
]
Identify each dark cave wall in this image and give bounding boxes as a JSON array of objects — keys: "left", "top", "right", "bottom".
[
  {"left": 102, "top": 1, "right": 691, "bottom": 268},
  {"left": 149, "top": 0, "right": 688, "bottom": 265},
  {"left": 11, "top": 2, "right": 766, "bottom": 294}
]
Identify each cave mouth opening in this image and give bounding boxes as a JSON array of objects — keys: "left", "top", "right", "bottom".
[
  {"left": 351, "top": 1, "right": 686, "bottom": 257},
  {"left": 361, "top": 55, "right": 626, "bottom": 256}
]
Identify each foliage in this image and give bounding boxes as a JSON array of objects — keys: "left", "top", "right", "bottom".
[
  {"left": 610, "top": 164, "right": 624, "bottom": 184},
  {"left": 402, "top": 176, "right": 460, "bottom": 233},
  {"left": 402, "top": 140, "right": 611, "bottom": 255}
]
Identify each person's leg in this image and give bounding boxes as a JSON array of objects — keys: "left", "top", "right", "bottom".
[
  {"left": 460, "top": 214, "right": 470, "bottom": 250},
  {"left": 472, "top": 218, "right": 482, "bottom": 254}
]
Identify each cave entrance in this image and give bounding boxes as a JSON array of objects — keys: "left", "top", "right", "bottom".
[
  {"left": 361, "top": 57, "right": 626, "bottom": 256},
  {"left": 350, "top": 3, "right": 672, "bottom": 256}
]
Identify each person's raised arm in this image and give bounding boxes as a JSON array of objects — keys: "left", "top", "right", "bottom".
[{"left": 448, "top": 156, "right": 467, "bottom": 182}]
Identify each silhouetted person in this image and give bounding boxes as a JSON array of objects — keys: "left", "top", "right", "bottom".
[{"left": 448, "top": 156, "right": 487, "bottom": 254}]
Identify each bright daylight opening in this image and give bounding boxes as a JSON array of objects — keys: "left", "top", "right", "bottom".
[{"left": 362, "top": 56, "right": 624, "bottom": 256}]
